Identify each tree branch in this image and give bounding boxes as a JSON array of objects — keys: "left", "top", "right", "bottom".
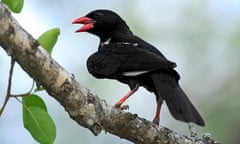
[{"left": 0, "top": 3, "right": 219, "bottom": 144}]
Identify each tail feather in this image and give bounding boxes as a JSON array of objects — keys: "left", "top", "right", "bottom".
[{"left": 151, "top": 71, "right": 205, "bottom": 126}]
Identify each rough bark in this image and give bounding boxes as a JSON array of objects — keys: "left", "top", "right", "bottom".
[{"left": 0, "top": 3, "right": 219, "bottom": 144}]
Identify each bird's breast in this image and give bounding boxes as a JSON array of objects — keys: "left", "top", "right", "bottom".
[
  {"left": 87, "top": 53, "right": 106, "bottom": 78},
  {"left": 86, "top": 51, "right": 120, "bottom": 79}
]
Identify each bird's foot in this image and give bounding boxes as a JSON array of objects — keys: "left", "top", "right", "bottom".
[
  {"left": 152, "top": 117, "right": 160, "bottom": 126},
  {"left": 114, "top": 104, "right": 129, "bottom": 110}
]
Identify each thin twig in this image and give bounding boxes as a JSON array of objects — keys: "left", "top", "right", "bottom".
[
  {"left": 10, "top": 79, "right": 35, "bottom": 97},
  {"left": 0, "top": 58, "right": 15, "bottom": 116},
  {"left": 14, "top": 97, "right": 23, "bottom": 104}
]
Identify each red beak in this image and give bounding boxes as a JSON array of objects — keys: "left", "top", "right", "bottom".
[{"left": 72, "top": 16, "right": 95, "bottom": 32}]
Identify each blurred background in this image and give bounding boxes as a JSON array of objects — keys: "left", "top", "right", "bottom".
[{"left": 1, "top": 0, "right": 240, "bottom": 143}]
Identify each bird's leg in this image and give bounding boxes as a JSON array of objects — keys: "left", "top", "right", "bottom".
[
  {"left": 152, "top": 97, "right": 163, "bottom": 125},
  {"left": 114, "top": 84, "right": 139, "bottom": 110}
]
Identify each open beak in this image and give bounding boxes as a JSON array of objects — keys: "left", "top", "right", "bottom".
[{"left": 72, "top": 16, "right": 95, "bottom": 32}]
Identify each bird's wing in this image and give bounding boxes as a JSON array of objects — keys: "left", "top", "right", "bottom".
[{"left": 98, "top": 43, "right": 176, "bottom": 77}]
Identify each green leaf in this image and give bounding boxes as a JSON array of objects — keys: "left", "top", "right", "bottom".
[
  {"left": 38, "top": 28, "right": 60, "bottom": 54},
  {"left": 23, "top": 106, "right": 56, "bottom": 144},
  {"left": 2, "top": 0, "right": 24, "bottom": 13},
  {"left": 22, "top": 94, "right": 47, "bottom": 112},
  {"left": 22, "top": 95, "right": 56, "bottom": 143}
]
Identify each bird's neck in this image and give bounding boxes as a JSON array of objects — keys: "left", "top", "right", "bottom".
[{"left": 100, "top": 30, "right": 133, "bottom": 44}]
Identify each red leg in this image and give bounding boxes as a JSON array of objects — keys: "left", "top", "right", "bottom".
[
  {"left": 153, "top": 97, "right": 163, "bottom": 125},
  {"left": 114, "top": 84, "right": 139, "bottom": 110}
]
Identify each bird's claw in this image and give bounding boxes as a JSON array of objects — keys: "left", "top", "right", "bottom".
[
  {"left": 120, "top": 105, "right": 129, "bottom": 110},
  {"left": 114, "top": 104, "right": 129, "bottom": 110},
  {"left": 152, "top": 118, "right": 160, "bottom": 126}
]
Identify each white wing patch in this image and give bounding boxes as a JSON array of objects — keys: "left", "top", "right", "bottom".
[
  {"left": 101, "top": 40, "right": 139, "bottom": 47},
  {"left": 122, "top": 71, "right": 149, "bottom": 76},
  {"left": 116, "top": 42, "right": 138, "bottom": 47},
  {"left": 101, "top": 38, "right": 112, "bottom": 46}
]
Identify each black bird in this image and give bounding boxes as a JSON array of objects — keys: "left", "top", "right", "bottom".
[{"left": 72, "top": 9, "right": 205, "bottom": 126}]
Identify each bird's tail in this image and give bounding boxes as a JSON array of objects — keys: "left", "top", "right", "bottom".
[{"left": 150, "top": 70, "right": 205, "bottom": 126}]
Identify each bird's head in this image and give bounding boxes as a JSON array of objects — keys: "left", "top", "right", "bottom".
[{"left": 72, "top": 9, "right": 132, "bottom": 40}]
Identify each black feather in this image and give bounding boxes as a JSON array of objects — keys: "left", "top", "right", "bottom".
[{"left": 150, "top": 70, "right": 205, "bottom": 126}]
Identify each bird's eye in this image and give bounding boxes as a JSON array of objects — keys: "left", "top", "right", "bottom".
[{"left": 93, "top": 12, "right": 104, "bottom": 18}]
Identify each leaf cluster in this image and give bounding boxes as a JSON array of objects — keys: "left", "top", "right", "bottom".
[{"left": 2, "top": 0, "right": 60, "bottom": 143}]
